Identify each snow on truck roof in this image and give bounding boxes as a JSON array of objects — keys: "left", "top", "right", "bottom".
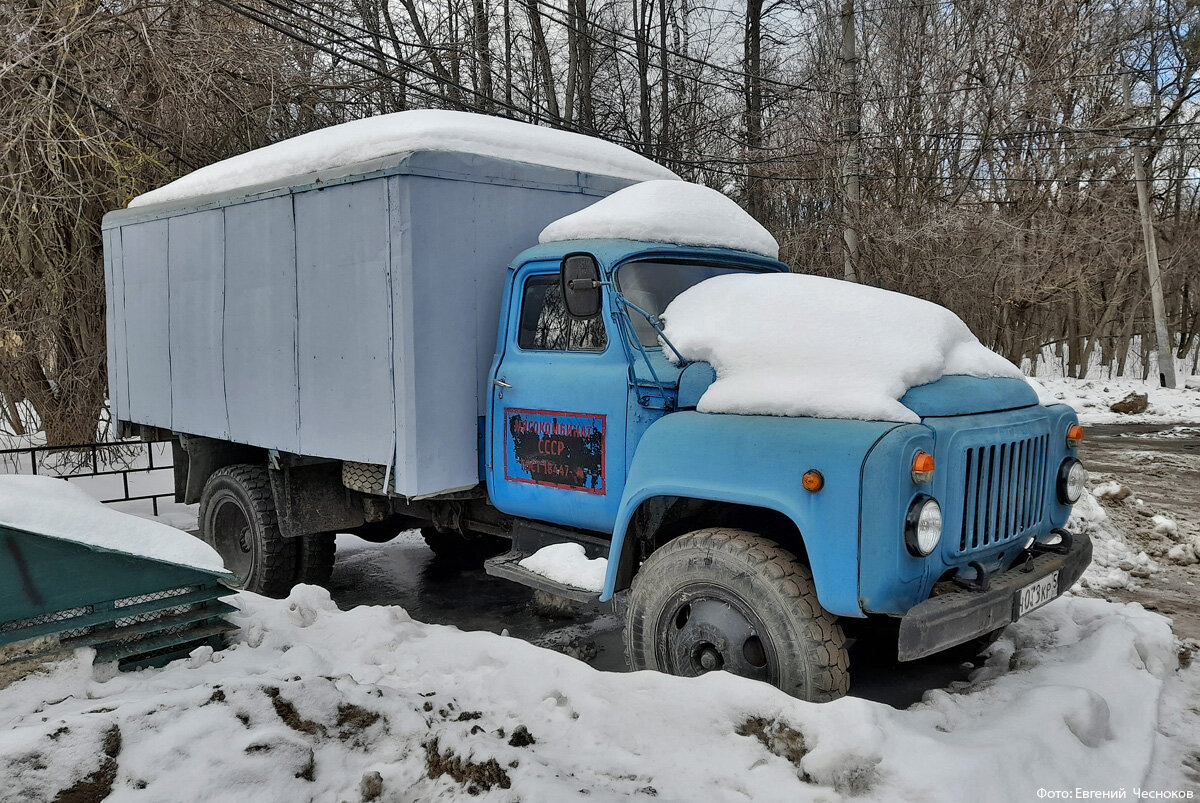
[
  {"left": 127, "top": 109, "right": 679, "bottom": 209},
  {"left": 0, "top": 475, "right": 226, "bottom": 573},
  {"left": 538, "top": 180, "right": 781, "bottom": 258},
  {"left": 659, "top": 272, "right": 1025, "bottom": 423}
]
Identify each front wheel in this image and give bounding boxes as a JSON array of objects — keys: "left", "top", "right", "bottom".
[{"left": 624, "top": 528, "right": 849, "bottom": 702}]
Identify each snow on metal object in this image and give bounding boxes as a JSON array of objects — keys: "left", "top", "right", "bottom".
[
  {"left": 127, "top": 109, "right": 678, "bottom": 210},
  {"left": 102, "top": 151, "right": 638, "bottom": 498},
  {"left": 539, "top": 180, "right": 780, "bottom": 258}
]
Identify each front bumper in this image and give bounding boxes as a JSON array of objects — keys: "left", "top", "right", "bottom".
[{"left": 896, "top": 531, "right": 1092, "bottom": 661}]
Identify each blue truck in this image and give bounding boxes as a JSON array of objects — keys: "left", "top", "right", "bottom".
[{"left": 102, "top": 117, "right": 1091, "bottom": 701}]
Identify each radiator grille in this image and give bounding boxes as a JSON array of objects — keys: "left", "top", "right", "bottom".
[{"left": 958, "top": 434, "right": 1048, "bottom": 553}]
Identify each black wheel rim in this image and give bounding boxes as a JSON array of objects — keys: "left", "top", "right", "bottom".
[
  {"left": 208, "top": 495, "right": 255, "bottom": 586},
  {"left": 655, "top": 585, "right": 778, "bottom": 684}
]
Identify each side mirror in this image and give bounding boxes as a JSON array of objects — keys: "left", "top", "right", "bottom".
[{"left": 561, "top": 253, "right": 602, "bottom": 318}]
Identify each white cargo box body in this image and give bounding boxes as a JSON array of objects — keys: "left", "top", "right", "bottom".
[{"left": 102, "top": 150, "right": 639, "bottom": 497}]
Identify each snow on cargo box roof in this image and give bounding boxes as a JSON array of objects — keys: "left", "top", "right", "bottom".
[
  {"left": 659, "top": 272, "right": 1025, "bottom": 423},
  {"left": 538, "top": 180, "right": 780, "bottom": 258},
  {"left": 127, "top": 110, "right": 679, "bottom": 209},
  {"left": 0, "top": 475, "right": 226, "bottom": 573}
]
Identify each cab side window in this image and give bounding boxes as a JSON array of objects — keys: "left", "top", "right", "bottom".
[{"left": 518, "top": 274, "right": 607, "bottom": 352}]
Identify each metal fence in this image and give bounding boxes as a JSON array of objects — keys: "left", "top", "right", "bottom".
[{"left": 0, "top": 441, "right": 174, "bottom": 516}]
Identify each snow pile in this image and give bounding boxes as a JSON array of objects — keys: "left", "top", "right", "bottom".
[
  {"left": 1082, "top": 478, "right": 1200, "bottom": 568},
  {"left": 1069, "top": 489, "right": 1157, "bottom": 589},
  {"left": 129, "top": 110, "right": 679, "bottom": 208},
  {"left": 538, "top": 180, "right": 780, "bottom": 258},
  {"left": 518, "top": 543, "right": 608, "bottom": 592},
  {"left": 0, "top": 586, "right": 1181, "bottom": 801},
  {"left": 1033, "top": 376, "right": 1200, "bottom": 425},
  {"left": 0, "top": 475, "right": 224, "bottom": 573},
  {"left": 1023, "top": 375, "right": 1061, "bottom": 407},
  {"left": 1151, "top": 514, "right": 1179, "bottom": 537},
  {"left": 658, "top": 273, "right": 1023, "bottom": 423}
]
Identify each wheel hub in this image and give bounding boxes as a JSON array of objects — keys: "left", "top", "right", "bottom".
[
  {"left": 209, "top": 497, "right": 255, "bottom": 585},
  {"left": 696, "top": 644, "right": 724, "bottom": 671},
  {"left": 662, "top": 596, "right": 773, "bottom": 682}
]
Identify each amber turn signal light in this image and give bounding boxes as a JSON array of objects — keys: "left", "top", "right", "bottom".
[
  {"left": 911, "top": 451, "right": 935, "bottom": 484},
  {"left": 802, "top": 470, "right": 824, "bottom": 492},
  {"left": 1066, "top": 424, "right": 1084, "bottom": 448}
]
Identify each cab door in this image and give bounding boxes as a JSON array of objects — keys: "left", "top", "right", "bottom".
[{"left": 487, "top": 263, "right": 630, "bottom": 533}]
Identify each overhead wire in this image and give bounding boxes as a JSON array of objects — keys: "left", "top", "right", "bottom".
[{"left": 209, "top": 0, "right": 1200, "bottom": 186}]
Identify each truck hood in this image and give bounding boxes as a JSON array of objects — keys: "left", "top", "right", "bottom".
[
  {"left": 898, "top": 375, "right": 1038, "bottom": 418},
  {"left": 677, "top": 368, "right": 1038, "bottom": 419}
]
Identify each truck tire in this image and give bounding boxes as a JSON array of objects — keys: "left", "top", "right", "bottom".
[
  {"left": 198, "top": 464, "right": 297, "bottom": 598},
  {"left": 295, "top": 533, "right": 337, "bottom": 587},
  {"left": 420, "top": 527, "right": 506, "bottom": 566},
  {"left": 624, "top": 528, "right": 850, "bottom": 702}
]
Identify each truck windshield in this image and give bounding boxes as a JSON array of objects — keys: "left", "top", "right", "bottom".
[{"left": 615, "top": 261, "right": 761, "bottom": 347}]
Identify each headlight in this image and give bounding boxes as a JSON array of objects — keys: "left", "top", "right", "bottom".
[
  {"left": 905, "top": 495, "right": 942, "bottom": 556},
  {"left": 1057, "top": 459, "right": 1087, "bottom": 504}
]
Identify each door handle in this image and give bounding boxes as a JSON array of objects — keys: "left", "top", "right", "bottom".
[{"left": 493, "top": 378, "right": 514, "bottom": 389}]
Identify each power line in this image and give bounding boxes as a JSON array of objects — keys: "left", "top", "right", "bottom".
[
  {"left": 243, "top": 0, "right": 1200, "bottom": 146},
  {"left": 213, "top": 1, "right": 1200, "bottom": 186},
  {"left": 219, "top": 0, "right": 829, "bottom": 171},
  {"left": 48, "top": 76, "right": 203, "bottom": 170}
]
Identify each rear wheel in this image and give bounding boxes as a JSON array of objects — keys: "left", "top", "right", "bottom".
[
  {"left": 295, "top": 532, "right": 337, "bottom": 587},
  {"left": 198, "top": 464, "right": 297, "bottom": 597},
  {"left": 624, "top": 528, "right": 849, "bottom": 702}
]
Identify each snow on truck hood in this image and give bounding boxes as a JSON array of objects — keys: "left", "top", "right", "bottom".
[
  {"left": 659, "top": 272, "right": 1025, "bottom": 424},
  {"left": 128, "top": 109, "right": 679, "bottom": 209},
  {"left": 0, "top": 475, "right": 226, "bottom": 573},
  {"left": 538, "top": 180, "right": 780, "bottom": 258}
]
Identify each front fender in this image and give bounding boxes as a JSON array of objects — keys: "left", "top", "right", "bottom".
[{"left": 603, "top": 411, "right": 899, "bottom": 616}]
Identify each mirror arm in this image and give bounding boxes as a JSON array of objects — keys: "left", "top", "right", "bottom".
[{"left": 615, "top": 294, "right": 688, "bottom": 367}]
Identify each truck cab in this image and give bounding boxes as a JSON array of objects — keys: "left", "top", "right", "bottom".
[{"left": 479, "top": 238, "right": 1091, "bottom": 700}]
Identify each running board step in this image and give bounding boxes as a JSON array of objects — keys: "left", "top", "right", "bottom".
[{"left": 484, "top": 550, "right": 601, "bottom": 604}]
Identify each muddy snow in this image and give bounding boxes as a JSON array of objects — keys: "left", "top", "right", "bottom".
[{"left": 0, "top": 583, "right": 1191, "bottom": 802}]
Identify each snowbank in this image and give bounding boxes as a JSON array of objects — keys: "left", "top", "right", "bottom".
[
  {"left": 0, "top": 587, "right": 1180, "bottom": 801},
  {"left": 1069, "top": 489, "right": 1156, "bottom": 590},
  {"left": 538, "top": 180, "right": 779, "bottom": 258},
  {"left": 1034, "top": 376, "right": 1200, "bottom": 425},
  {"left": 129, "top": 110, "right": 679, "bottom": 208},
  {"left": 660, "top": 273, "right": 1023, "bottom": 423},
  {"left": 0, "top": 475, "right": 224, "bottom": 573},
  {"left": 518, "top": 543, "right": 608, "bottom": 592}
]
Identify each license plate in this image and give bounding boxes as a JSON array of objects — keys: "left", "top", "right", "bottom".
[{"left": 1016, "top": 572, "right": 1059, "bottom": 617}]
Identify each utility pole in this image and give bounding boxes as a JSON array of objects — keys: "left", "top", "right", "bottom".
[
  {"left": 840, "top": 0, "right": 861, "bottom": 283},
  {"left": 1124, "top": 75, "right": 1177, "bottom": 388}
]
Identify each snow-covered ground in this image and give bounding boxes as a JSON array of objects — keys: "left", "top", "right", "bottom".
[
  {"left": 1036, "top": 376, "right": 1200, "bottom": 425},
  {"left": 0, "top": 582, "right": 1194, "bottom": 802}
]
